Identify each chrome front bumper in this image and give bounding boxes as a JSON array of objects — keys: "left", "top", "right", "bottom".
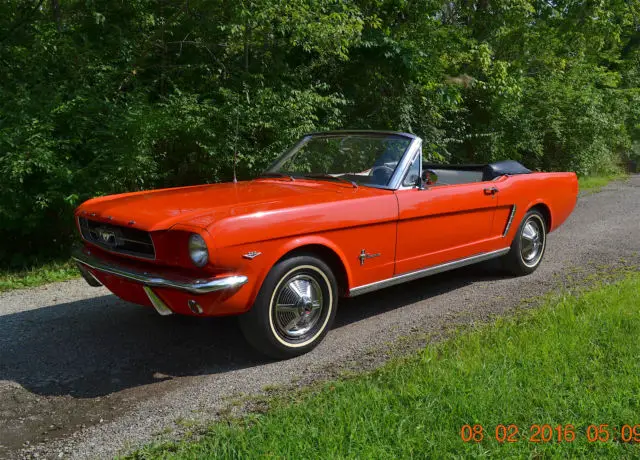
[{"left": 72, "top": 247, "right": 248, "bottom": 295}]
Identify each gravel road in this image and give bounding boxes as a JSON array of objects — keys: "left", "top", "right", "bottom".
[{"left": 1, "top": 176, "right": 639, "bottom": 459}]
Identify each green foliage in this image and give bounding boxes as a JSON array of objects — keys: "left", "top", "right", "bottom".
[
  {"left": 578, "top": 173, "right": 629, "bottom": 193},
  {"left": 0, "top": 259, "right": 78, "bottom": 292},
  {"left": 0, "top": 0, "right": 638, "bottom": 266},
  {"left": 128, "top": 273, "right": 640, "bottom": 458}
]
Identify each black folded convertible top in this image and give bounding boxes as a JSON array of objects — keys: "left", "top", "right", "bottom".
[
  {"left": 482, "top": 160, "right": 531, "bottom": 180},
  {"left": 423, "top": 160, "right": 531, "bottom": 182}
]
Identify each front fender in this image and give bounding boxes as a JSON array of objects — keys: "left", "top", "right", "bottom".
[{"left": 213, "top": 235, "right": 355, "bottom": 312}]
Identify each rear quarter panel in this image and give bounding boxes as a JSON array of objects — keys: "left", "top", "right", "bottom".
[{"left": 497, "top": 172, "right": 578, "bottom": 242}]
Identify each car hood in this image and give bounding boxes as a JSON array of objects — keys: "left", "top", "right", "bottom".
[{"left": 75, "top": 180, "right": 359, "bottom": 231}]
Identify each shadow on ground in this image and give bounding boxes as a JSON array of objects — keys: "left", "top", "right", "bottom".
[{"left": 0, "top": 262, "right": 507, "bottom": 398}]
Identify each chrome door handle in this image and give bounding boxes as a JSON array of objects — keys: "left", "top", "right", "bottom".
[{"left": 484, "top": 187, "right": 499, "bottom": 195}]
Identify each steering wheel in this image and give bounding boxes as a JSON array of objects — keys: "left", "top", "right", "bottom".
[
  {"left": 370, "top": 164, "right": 394, "bottom": 175},
  {"left": 370, "top": 164, "right": 395, "bottom": 185}
]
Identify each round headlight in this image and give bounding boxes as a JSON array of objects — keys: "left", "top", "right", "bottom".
[{"left": 188, "top": 233, "right": 209, "bottom": 267}]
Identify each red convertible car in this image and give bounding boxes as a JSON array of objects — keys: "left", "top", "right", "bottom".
[{"left": 73, "top": 131, "right": 578, "bottom": 358}]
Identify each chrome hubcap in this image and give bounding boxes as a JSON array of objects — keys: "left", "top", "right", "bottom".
[
  {"left": 273, "top": 274, "right": 323, "bottom": 339},
  {"left": 521, "top": 217, "right": 544, "bottom": 266}
]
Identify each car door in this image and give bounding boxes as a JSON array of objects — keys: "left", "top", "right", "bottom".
[{"left": 394, "top": 176, "right": 501, "bottom": 275}]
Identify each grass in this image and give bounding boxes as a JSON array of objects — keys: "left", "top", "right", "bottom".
[
  {"left": 130, "top": 272, "right": 640, "bottom": 459},
  {"left": 0, "top": 259, "right": 79, "bottom": 292},
  {"left": 578, "top": 173, "right": 629, "bottom": 192}
]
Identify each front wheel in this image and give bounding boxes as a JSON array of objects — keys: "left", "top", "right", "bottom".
[
  {"left": 502, "top": 209, "right": 547, "bottom": 276},
  {"left": 239, "top": 254, "right": 338, "bottom": 359}
]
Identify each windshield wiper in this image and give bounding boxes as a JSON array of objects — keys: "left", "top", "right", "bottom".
[
  {"left": 302, "top": 173, "right": 358, "bottom": 189},
  {"left": 258, "top": 172, "right": 295, "bottom": 181}
]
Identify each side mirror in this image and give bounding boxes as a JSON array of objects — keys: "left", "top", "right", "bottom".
[{"left": 421, "top": 169, "right": 438, "bottom": 186}]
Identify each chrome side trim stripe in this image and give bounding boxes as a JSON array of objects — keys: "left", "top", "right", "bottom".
[
  {"left": 349, "top": 248, "right": 510, "bottom": 297},
  {"left": 144, "top": 286, "right": 173, "bottom": 316},
  {"left": 503, "top": 205, "right": 517, "bottom": 237},
  {"left": 72, "top": 248, "right": 248, "bottom": 295}
]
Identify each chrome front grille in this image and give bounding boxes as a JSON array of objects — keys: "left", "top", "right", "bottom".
[{"left": 78, "top": 217, "right": 155, "bottom": 259}]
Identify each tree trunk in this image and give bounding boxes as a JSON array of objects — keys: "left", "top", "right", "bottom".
[{"left": 51, "top": 0, "right": 61, "bottom": 32}]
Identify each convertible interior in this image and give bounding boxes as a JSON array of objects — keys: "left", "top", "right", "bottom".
[
  {"left": 421, "top": 160, "right": 531, "bottom": 186},
  {"left": 339, "top": 160, "right": 531, "bottom": 187}
]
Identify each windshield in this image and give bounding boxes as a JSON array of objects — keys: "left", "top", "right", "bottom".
[{"left": 264, "top": 133, "right": 413, "bottom": 188}]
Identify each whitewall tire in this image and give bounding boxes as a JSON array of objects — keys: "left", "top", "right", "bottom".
[{"left": 239, "top": 255, "right": 338, "bottom": 359}]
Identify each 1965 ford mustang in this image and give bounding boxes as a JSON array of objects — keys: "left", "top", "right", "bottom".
[{"left": 73, "top": 131, "right": 578, "bottom": 358}]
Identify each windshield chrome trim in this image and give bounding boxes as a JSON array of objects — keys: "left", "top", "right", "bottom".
[
  {"left": 387, "top": 137, "right": 423, "bottom": 190},
  {"left": 305, "top": 130, "right": 418, "bottom": 140}
]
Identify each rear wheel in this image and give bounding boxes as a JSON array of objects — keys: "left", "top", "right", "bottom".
[
  {"left": 239, "top": 254, "right": 338, "bottom": 359},
  {"left": 502, "top": 209, "right": 547, "bottom": 276}
]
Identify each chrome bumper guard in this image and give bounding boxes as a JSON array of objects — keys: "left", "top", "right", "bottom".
[{"left": 72, "top": 248, "right": 248, "bottom": 295}]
